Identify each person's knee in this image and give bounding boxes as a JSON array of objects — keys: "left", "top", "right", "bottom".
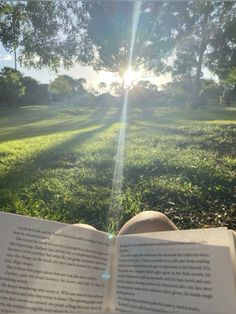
[
  {"left": 118, "top": 210, "right": 178, "bottom": 235},
  {"left": 72, "top": 223, "right": 97, "bottom": 231}
]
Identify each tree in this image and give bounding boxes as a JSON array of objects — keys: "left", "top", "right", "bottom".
[
  {"left": 110, "top": 81, "right": 122, "bottom": 96},
  {"left": 205, "top": 2, "right": 236, "bottom": 105},
  {"left": 170, "top": 2, "right": 236, "bottom": 106},
  {"left": 0, "top": 1, "right": 91, "bottom": 70},
  {"left": 82, "top": 1, "right": 175, "bottom": 84},
  {"left": 49, "top": 75, "right": 73, "bottom": 101},
  {"left": 219, "top": 68, "right": 236, "bottom": 106},
  {"left": 21, "top": 76, "right": 38, "bottom": 103},
  {"left": 129, "top": 80, "right": 159, "bottom": 106},
  {"left": 20, "top": 76, "right": 50, "bottom": 104},
  {"left": 159, "top": 79, "right": 194, "bottom": 107},
  {"left": 0, "top": 2, "right": 169, "bottom": 85},
  {"left": 169, "top": 2, "right": 213, "bottom": 106},
  {"left": 206, "top": 2, "right": 236, "bottom": 79},
  {"left": 199, "top": 79, "right": 223, "bottom": 106},
  {"left": 83, "top": 2, "right": 135, "bottom": 75},
  {"left": 0, "top": 1, "right": 26, "bottom": 70},
  {"left": 71, "top": 78, "right": 87, "bottom": 96},
  {"left": 135, "top": 80, "right": 158, "bottom": 92},
  {"left": 48, "top": 75, "right": 87, "bottom": 102},
  {"left": 0, "top": 67, "right": 25, "bottom": 105},
  {"left": 98, "top": 82, "right": 107, "bottom": 94},
  {"left": 77, "top": 78, "right": 87, "bottom": 90},
  {"left": 1, "top": 0, "right": 235, "bottom": 108}
]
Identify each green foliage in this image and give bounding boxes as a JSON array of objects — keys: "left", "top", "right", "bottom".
[
  {"left": 20, "top": 76, "right": 40, "bottom": 104},
  {"left": 199, "top": 80, "right": 223, "bottom": 106},
  {"left": 0, "top": 1, "right": 236, "bottom": 109},
  {"left": 0, "top": 68, "right": 91, "bottom": 106},
  {"left": 110, "top": 81, "right": 122, "bottom": 97},
  {"left": 0, "top": 1, "right": 25, "bottom": 51},
  {"left": 0, "top": 68, "right": 52, "bottom": 106},
  {"left": 206, "top": 3, "right": 236, "bottom": 81},
  {"left": 129, "top": 80, "right": 159, "bottom": 106},
  {"left": 224, "top": 68, "right": 236, "bottom": 86},
  {"left": 158, "top": 79, "right": 194, "bottom": 107},
  {"left": 0, "top": 67, "right": 25, "bottom": 105},
  {"left": 219, "top": 68, "right": 236, "bottom": 106},
  {"left": 49, "top": 75, "right": 87, "bottom": 102},
  {"left": 98, "top": 82, "right": 107, "bottom": 94},
  {"left": 49, "top": 75, "right": 73, "bottom": 100},
  {"left": 0, "top": 104, "right": 235, "bottom": 232}
]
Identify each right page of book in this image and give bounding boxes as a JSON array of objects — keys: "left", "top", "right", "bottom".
[{"left": 111, "top": 228, "right": 236, "bottom": 314}]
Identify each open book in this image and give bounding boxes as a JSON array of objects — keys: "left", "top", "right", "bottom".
[{"left": 0, "top": 211, "right": 235, "bottom": 314}]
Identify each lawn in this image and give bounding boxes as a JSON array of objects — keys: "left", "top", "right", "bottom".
[{"left": 0, "top": 102, "right": 235, "bottom": 232}]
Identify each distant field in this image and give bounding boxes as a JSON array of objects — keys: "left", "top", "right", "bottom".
[{"left": 0, "top": 103, "right": 235, "bottom": 232}]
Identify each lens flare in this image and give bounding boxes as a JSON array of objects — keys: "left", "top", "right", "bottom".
[
  {"left": 128, "top": 2, "right": 142, "bottom": 68},
  {"left": 123, "top": 68, "right": 141, "bottom": 88},
  {"left": 108, "top": 2, "right": 141, "bottom": 232}
]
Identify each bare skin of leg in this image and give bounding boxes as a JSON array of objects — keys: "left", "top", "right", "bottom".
[
  {"left": 118, "top": 211, "right": 178, "bottom": 235},
  {"left": 72, "top": 223, "right": 97, "bottom": 231},
  {"left": 73, "top": 211, "right": 178, "bottom": 235}
]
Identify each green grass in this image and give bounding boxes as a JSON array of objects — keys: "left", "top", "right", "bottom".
[{"left": 0, "top": 103, "right": 235, "bottom": 232}]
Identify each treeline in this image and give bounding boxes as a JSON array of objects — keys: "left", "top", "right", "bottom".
[
  {"left": 0, "top": 67, "right": 48, "bottom": 105},
  {"left": 129, "top": 79, "right": 235, "bottom": 107},
  {"left": 0, "top": 67, "right": 93, "bottom": 106},
  {"left": 157, "top": 78, "right": 236, "bottom": 107},
  {"left": 1, "top": 1, "right": 236, "bottom": 108},
  {"left": 1, "top": 66, "right": 235, "bottom": 107}
]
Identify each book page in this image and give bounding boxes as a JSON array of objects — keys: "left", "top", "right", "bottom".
[
  {"left": 15, "top": 312, "right": 235, "bottom": 314},
  {"left": 111, "top": 229, "right": 236, "bottom": 314},
  {"left": 0, "top": 212, "right": 113, "bottom": 313},
  {"left": 124, "top": 228, "right": 236, "bottom": 286}
]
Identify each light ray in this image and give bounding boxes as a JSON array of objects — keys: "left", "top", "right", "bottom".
[
  {"left": 108, "top": 2, "right": 141, "bottom": 233},
  {"left": 128, "top": 2, "right": 142, "bottom": 68},
  {"left": 108, "top": 90, "right": 129, "bottom": 232}
]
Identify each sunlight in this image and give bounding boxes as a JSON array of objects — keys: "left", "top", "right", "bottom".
[
  {"left": 108, "top": 2, "right": 142, "bottom": 232},
  {"left": 123, "top": 68, "right": 141, "bottom": 88}
]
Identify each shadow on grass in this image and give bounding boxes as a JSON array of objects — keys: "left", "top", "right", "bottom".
[
  {"left": 0, "top": 103, "right": 122, "bottom": 142},
  {"left": 0, "top": 103, "right": 119, "bottom": 188},
  {"left": 125, "top": 150, "right": 235, "bottom": 206},
  {"left": 0, "top": 96, "right": 125, "bottom": 191},
  {"left": 121, "top": 107, "right": 236, "bottom": 229},
  {"left": 0, "top": 101, "right": 127, "bottom": 227},
  {"left": 131, "top": 105, "right": 236, "bottom": 124},
  {"left": 0, "top": 127, "right": 91, "bottom": 185},
  {"left": 0, "top": 121, "right": 117, "bottom": 227},
  {"left": 131, "top": 119, "right": 236, "bottom": 157},
  {"left": 1, "top": 104, "right": 235, "bottom": 229}
]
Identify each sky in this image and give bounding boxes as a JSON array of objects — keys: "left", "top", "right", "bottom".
[
  {"left": 0, "top": 44, "right": 172, "bottom": 90},
  {"left": 0, "top": 44, "right": 217, "bottom": 90}
]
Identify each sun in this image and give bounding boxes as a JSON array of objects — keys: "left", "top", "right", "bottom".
[{"left": 123, "top": 68, "right": 141, "bottom": 88}]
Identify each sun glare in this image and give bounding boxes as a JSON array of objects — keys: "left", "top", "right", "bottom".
[{"left": 123, "top": 68, "right": 140, "bottom": 88}]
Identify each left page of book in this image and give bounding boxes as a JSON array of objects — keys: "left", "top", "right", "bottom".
[{"left": 0, "top": 212, "right": 113, "bottom": 313}]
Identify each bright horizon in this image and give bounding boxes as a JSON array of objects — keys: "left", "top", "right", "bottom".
[
  {"left": 0, "top": 45, "right": 217, "bottom": 91},
  {"left": 0, "top": 44, "right": 173, "bottom": 89}
]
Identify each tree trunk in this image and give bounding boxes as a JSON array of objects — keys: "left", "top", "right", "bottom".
[
  {"left": 192, "top": 6, "right": 211, "bottom": 108},
  {"left": 12, "top": 6, "right": 18, "bottom": 71},
  {"left": 192, "top": 40, "right": 206, "bottom": 107},
  {"left": 14, "top": 47, "right": 17, "bottom": 71}
]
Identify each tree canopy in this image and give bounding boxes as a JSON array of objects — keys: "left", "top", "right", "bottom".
[
  {"left": 0, "top": 1, "right": 91, "bottom": 70},
  {"left": 0, "top": 67, "right": 25, "bottom": 104},
  {"left": 0, "top": 1, "right": 236, "bottom": 105}
]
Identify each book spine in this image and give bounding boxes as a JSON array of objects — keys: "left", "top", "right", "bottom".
[{"left": 103, "top": 236, "right": 116, "bottom": 313}]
